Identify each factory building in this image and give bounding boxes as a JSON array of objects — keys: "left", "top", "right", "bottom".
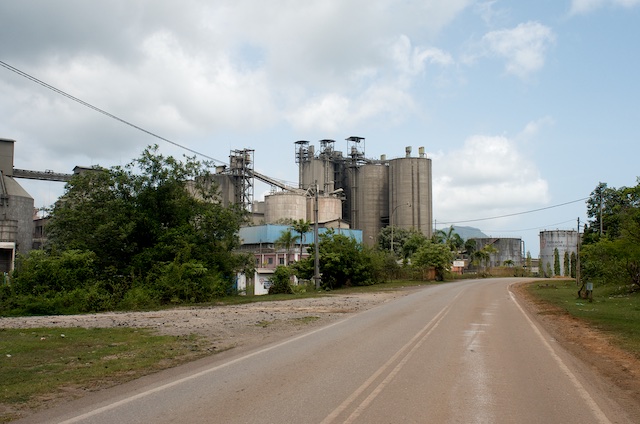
[
  {"left": 203, "top": 139, "right": 433, "bottom": 246},
  {"left": 539, "top": 230, "right": 579, "bottom": 277},
  {"left": 0, "top": 138, "right": 35, "bottom": 272},
  {"left": 295, "top": 138, "right": 433, "bottom": 245}
]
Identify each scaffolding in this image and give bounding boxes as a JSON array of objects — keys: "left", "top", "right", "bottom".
[{"left": 229, "top": 149, "right": 255, "bottom": 212}]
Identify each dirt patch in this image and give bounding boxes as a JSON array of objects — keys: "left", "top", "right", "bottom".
[
  {"left": 0, "top": 292, "right": 405, "bottom": 354},
  {"left": 511, "top": 282, "right": 640, "bottom": 420}
]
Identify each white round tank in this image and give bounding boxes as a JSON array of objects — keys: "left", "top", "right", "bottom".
[{"left": 539, "top": 230, "right": 579, "bottom": 277}]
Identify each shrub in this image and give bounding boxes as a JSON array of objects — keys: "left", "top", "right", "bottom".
[{"left": 268, "top": 266, "right": 293, "bottom": 294}]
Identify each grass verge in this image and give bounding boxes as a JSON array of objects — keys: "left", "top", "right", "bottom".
[
  {"left": 525, "top": 281, "right": 640, "bottom": 357},
  {"left": 0, "top": 327, "right": 208, "bottom": 423}
]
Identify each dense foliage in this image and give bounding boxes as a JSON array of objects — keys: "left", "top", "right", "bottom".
[
  {"left": 581, "top": 179, "right": 640, "bottom": 291},
  {"left": 295, "top": 231, "right": 391, "bottom": 289},
  {"left": 2, "top": 146, "right": 251, "bottom": 315}
]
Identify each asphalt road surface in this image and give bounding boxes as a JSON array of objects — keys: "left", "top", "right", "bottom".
[{"left": 17, "top": 278, "right": 635, "bottom": 423}]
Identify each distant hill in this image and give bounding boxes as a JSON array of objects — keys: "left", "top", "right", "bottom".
[{"left": 451, "top": 225, "right": 488, "bottom": 240}]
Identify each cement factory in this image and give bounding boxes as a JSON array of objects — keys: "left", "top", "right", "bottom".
[
  {"left": 207, "top": 137, "right": 432, "bottom": 245},
  {"left": 0, "top": 136, "right": 580, "bottom": 281}
]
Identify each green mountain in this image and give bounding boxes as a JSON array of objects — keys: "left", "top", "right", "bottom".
[{"left": 451, "top": 225, "right": 487, "bottom": 240}]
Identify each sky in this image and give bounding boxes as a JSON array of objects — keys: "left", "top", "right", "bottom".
[{"left": 1, "top": 0, "right": 639, "bottom": 257}]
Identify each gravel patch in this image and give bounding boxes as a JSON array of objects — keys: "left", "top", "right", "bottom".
[{"left": 0, "top": 291, "right": 407, "bottom": 352}]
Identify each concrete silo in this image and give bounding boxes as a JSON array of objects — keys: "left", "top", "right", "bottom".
[
  {"left": 388, "top": 147, "right": 432, "bottom": 238},
  {"left": 352, "top": 162, "right": 388, "bottom": 245},
  {"left": 297, "top": 141, "right": 337, "bottom": 193},
  {"left": 306, "top": 195, "right": 342, "bottom": 224},
  {"left": 539, "top": 230, "right": 579, "bottom": 277},
  {"left": 264, "top": 192, "right": 307, "bottom": 223}
]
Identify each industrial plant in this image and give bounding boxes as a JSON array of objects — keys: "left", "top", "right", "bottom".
[{"left": 207, "top": 138, "right": 433, "bottom": 245}]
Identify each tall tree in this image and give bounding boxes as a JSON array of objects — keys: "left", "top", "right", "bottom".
[
  {"left": 291, "top": 219, "right": 311, "bottom": 258},
  {"left": 275, "top": 229, "right": 299, "bottom": 266},
  {"left": 37, "top": 145, "right": 249, "bottom": 303},
  {"left": 412, "top": 241, "right": 454, "bottom": 281}
]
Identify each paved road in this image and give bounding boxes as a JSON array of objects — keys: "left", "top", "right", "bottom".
[{"left": 17, "top": 278, "right": 635, "bottom": 423}]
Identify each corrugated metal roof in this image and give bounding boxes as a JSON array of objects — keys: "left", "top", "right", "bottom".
[{"left": 239, "top": 225, "right": 362, "bottom": 244}]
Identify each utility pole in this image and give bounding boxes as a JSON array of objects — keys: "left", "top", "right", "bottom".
[
  {"left": 313, "top": 181, "right": 320, "bottom": 290},
  {"left": 576, "top": 217, "right": 581, "bottom": 288},
  {"left": 599, "top": 191, "right": 603, "bottom": 236}
]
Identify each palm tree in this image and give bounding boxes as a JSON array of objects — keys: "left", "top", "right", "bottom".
[
  {"left": 275, "top": 229, "right": 299, "bottom": 266},
  {"left": 481, "top": 243, "right": 499, "bottom": 270},
  {"left": 434, "top": 226, "right": 464, "bottom": 256},
  {"left": 291, "top": 219, "right": 311, "bottom": 259}
]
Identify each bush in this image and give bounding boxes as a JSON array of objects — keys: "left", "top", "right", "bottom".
[{"left": 268, "top": 266, "right": 293, "bottom": 294}]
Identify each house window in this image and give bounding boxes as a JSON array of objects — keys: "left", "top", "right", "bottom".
[
  {"left": 268, "top": 257, "right": 273, "bottom": 265},
  {"left": 279, "top": 257, "right": 285, "bottom": 265}
]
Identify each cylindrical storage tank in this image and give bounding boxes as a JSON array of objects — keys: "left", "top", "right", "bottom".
[
  {"left": 539, "top": 230, "right": 579, "bottom": 277},
  {"left": 472, "top": 238, "right": 523, "bottom": 267},
  {"left": 264, "top": 192, "right": 307, "bottom": 223},
  {"left": 388, "top": 156, "right": 432, "bottom": 238},
  {"left": 300, "top": 158, "right": 334, "bottom": 193},
  {"left": 355, "top": 163, "right": 388, "bottom": 246},
  {"left": 307, "top": 195, "right": 342, "bottom": 224}
]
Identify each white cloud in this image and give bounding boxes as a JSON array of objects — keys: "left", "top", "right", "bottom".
[
  {"left": 433, "top": 134, "right": 549, "bottom": 223},
  {"left": 569, "top": 0, "right": 640, "bottom": 15},
  {"left": 517, "top": 116, "right": 555, "bottom": 141},
  {"left": 480, "top": 21, "right": 556, "bottom": 79},
  {"left": 389, "top": 35, "right": 454, "bottom": 76}
]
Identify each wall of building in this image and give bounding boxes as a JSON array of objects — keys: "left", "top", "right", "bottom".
[{"left": 0, "top": 139, "right": 34, "bottom": 269}]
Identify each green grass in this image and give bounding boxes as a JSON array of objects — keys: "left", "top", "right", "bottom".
[
  {"left": 0, "top": 327, "right": 208, "bottom": 423},
  {"left": 525, "top": 282, "right": 640, "bottom": 356}
]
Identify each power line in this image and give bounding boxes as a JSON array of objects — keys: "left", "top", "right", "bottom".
[
  {"left": 482, "top": 218, "right": 577, "bottom": 233},
  {"left": 0, "top": 60, "right": 227, "bottom": 165},
  {"left": 436, "top": 197, "right": 589, "bottom": 225}
]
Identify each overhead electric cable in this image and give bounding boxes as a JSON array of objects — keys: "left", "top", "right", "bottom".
[
  {"left": 482, "top": 218, "right": 578, "bottom": 233},
  {"left": 437, "top": 197, "right": 589, "bottom": 225},
  {"left": 0, "top": 60, "right": 226, "bottom": 165}
]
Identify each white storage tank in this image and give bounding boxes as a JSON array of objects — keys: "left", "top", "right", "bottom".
[{"left": 539, "top": 230, "right": 579, "bottom": 277}]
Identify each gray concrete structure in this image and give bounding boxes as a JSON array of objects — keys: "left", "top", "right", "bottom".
[
  {"left": 350, "top": 162, "right": 388, "bottom": 245},
  {"left": 388, "top": 147, "right": 432, "bottom": 238},
  {"left": 298, "top": 141, "right": 433, "bottom": 246},
  {"left": 472, "top": 237, "right": 524, "bottom": 267},
  {"left": 0, "top": 138, "right": 34, "bottom": 271},
  {"left": 265, "top": 192, "right": 307, "bottom": 223}
]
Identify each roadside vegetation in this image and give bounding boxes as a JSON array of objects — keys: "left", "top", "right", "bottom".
[
  {"left": 526, "top": 282, "right": 640, "bottom": 357},
  {"left": 526, "top": 179, "right": 640, "bottom": 358},
  {"left": 0, "top": 327, "right": 208, "bottom": 423},
  {"left": 0, "top": 146, "right": 254, "bottom": 316}
]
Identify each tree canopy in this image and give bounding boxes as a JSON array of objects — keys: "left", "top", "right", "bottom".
[
  {"left": 9, "top": 146, "right": 251, "bottom": 313},
  {"left": 581, "top": 179, "right": 640, "bottom": 291}
]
